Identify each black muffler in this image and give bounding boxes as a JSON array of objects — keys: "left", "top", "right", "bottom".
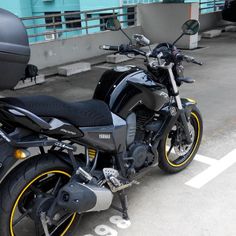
[{"left": 57, "top": 180, "right": 113, "bottom": 213}]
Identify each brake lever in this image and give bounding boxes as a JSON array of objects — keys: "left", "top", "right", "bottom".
[{"left": 183, "top": 55, "right": 203, "bottom": 66}]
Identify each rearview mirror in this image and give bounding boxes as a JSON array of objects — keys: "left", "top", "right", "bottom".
[
  {"left": 105, "top": 18, "right": 121, "bottom": 31},
  {"left": 182, "top": 19, "right": 200, "bottom": 35}
]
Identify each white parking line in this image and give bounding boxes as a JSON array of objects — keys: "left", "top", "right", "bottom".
[
  {"left": 186, "top": 149, "right": 236, "bottom": 189},
  {"left": 194, "top": 154, "right": 218, "bottom": 166},
  {"left": 166, "top": 146, "right": 218, "bottom": 167}
]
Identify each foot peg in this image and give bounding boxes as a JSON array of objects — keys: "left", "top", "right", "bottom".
[{"left": 103, "top": 168, "right": 138, "bottom": 193}]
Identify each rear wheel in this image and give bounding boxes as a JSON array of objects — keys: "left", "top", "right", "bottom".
[
  {"left": 158, "top": 106, "right": 203, "bottom": 173},
  {"left": 0, "top": 153, "right": 80, "bottom": 236}
]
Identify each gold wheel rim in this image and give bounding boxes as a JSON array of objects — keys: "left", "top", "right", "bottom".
[
  {"left": 10, "top": 170, "right": 77, "bottom": 236},
  {"left": 164, "top": 112, "right": 201, "bottom": 167}
]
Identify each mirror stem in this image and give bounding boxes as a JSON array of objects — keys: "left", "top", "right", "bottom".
[
  {"left": 172, "top": 33, "right": 184, "bottom": 46},
  {"left": 120, "top": 28, "right": 133, "bottom": 44}
]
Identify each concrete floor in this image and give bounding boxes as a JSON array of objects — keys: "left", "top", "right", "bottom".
[{"left": 2, "top": 32, "right": 236, "bottom": 236}]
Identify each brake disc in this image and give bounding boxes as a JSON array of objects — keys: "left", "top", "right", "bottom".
[{"left": 174, "top": 122, "right": 195, "bottom": 156}]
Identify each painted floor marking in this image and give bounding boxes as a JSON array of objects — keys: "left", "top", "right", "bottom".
[
  {"left": 83, "top": 215, "right": 131, "bottom": 236},
  {"left": 166, "top": 145, "right": 218, "bottom": 166},
  {"left": 194, "top": 154, "right": 218, "bottom": 166},
  {"left": 186, "top": 149, "right": 236, "bottom": 189}
]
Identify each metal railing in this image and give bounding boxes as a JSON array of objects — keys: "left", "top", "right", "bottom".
[
  {"left": 199, "top": 0, "right": 225, "bottom": 13},
  {"left": 21, "top": 6, "right": 137, "bottom": 43},
  {"left": 21, "top": 2, "right": 224, "bottom": 43}
]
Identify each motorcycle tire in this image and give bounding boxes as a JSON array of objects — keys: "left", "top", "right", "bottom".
[
  {"left": 158, "top": 106, "right": 203, "bottom": 173},
  {"left": 0, "top": 153, "right": 80, "bottom": 236}
]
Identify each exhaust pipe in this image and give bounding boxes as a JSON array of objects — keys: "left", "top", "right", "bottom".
[{"left": 57, "top": 181, "right": 113, "bottom": 213}]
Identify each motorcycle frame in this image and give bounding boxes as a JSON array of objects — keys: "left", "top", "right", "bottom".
[{"left": 0, "top": 56, "right": 197, "bottom": 185}]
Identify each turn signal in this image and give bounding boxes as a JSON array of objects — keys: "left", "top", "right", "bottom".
[{"left": 14, "top": 149, "right": 30, "bottom": 160}]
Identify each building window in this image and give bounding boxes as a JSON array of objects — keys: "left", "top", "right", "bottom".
[
  {"left": 45, "top": 12, "right": 62, "bottom": 29},
  {"left": 86, "top": 14, "right": 92, "bottom": 19},
  {"left": 100, "top": 13, "right": 113, "bottom": 31},
  {"left": 127, "top": 7, "right": 135, "bottom": 26},
  {"left": 65, "top": 11, "right": 81, "bottom": 29}
]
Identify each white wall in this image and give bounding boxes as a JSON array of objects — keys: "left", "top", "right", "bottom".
[
  {"left": 137, "top": 3, "right": 199, "bottom": 49},
  {"left": 199, "top": 12, "right": 222, "bottom": 32},
  {"left": 29, "top": 26, "right": 142, "bottom": 69},
  {"left": 30, "top": 2, "right": 203, "bottom": 69}
]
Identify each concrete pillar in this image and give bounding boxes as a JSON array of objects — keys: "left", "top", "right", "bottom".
[{"left": 137, "top": 2, "right": 199, "bottom": 49}]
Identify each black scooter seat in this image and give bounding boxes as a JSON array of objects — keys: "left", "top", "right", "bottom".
[{"left": 0, "top": 95, "right": 113, "bottom": 127}]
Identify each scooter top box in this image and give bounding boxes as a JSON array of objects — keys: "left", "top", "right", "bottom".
[{"left": 0, "top": 8, "right": 30, "bottom": 90}]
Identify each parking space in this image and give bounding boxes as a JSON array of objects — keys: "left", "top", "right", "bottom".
[
  {"left": 77, "top": 144, "right": 236, "bottom": 236},
  {"left": 2, "top": 32, "right": 236, "bottom": 236}
]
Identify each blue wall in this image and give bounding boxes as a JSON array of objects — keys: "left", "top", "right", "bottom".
[
  {"left": 0, "top": 1, "right": 22, "bottom": 15},
  {"left": 80, "top": 0, "right": 120, "bottom": 11},
  {"left": 31, "top": 0, "right": 81, "bottom": 42},
  {"left": 0, "top": 0, "right": 36, "bottom": 42},
  {"left": 123, "top": 0, "right": 160, "bottom": 4},
  {"left": 32, "top": 0, "right": 80, "bottom": 13},
  {"left": 2, "top": 0, "right": 215, "bottom": 43},
  {"left": 0, "top": 0, "right": 81, "bottom": 42},
  {"left": 0, "top": 0, "right": 161, "bottom": 43}
]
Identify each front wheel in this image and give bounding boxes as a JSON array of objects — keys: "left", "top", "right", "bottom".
[
  {"left": 0, "top": 153, "right": 80, "bottom": 236},
  {"left": 158, "top": 106, "right": 203, "bottom": 173}
]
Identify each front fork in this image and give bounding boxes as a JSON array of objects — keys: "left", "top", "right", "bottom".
[{"left": 166, "top": 63, "right": 192, "bottom": 144}]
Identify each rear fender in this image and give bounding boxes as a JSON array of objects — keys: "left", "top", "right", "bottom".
[
  {"left": 0, "top": 148, "right": 85, "bottom": 185},
  {"left": 0, "top": 127, "right": 35, "bottom": 184},
  {"left": 0, "top": 140, "right": 17, "bottom": 183}
]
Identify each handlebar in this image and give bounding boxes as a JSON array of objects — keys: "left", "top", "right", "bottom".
[
  {"left": 100, "top": 44, "right": 202, "bottom": 66},
  {"left": 100, "top": 44, "right": 147, "bottom": 57},
  {"left": 176, "top": 53, "right": 203, "bottom": 66},
  {"left": 99, "top": 45, "right": 120, "bottom": 51}
]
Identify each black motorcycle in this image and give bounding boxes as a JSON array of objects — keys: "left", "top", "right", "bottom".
[{"left": 0, "top": 16, "right": 203, "bottom": 236}]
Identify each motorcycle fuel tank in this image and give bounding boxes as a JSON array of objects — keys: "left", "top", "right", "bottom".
[{"left": 93, "top": 66, "right": 169, "bottom": 118}]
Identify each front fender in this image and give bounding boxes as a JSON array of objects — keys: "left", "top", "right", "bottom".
[{"left": 181, "top": 98, "right": 197, "bottom": 119}]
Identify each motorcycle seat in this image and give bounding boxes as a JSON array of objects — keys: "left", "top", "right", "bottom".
[{"left": 0, "top": 95, "right": 113, "bottom": 127}]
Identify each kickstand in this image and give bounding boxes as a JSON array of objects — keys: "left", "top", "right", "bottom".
[{"left": 112, "top": 190, "right": 129, "bottom": 220}]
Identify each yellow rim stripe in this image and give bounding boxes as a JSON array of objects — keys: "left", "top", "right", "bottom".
[
  {"left": 164, "top": 112, "right": 201, "bottom": 167},
  {"left": 10, "top": 170, "right": 77, "bottom": 236},
  {"left": 186, "top": 98, "right": 197, "bottom": 104}
]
